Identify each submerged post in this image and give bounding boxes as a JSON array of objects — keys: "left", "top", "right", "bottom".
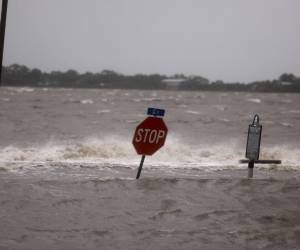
[
  {"left": 136, "top": 155, "right": 145, "bottom": 179},
  {"left": 240, "top": 114, "right": 281, "bottom": 177},
  {"left": 132, "top": 107, "right": 168, "bottom": 179},
  {"left": 0, "top": 0, "right": 8, "bottom": 85},
  {"left": 240, "top": 159, "right": 282, "bottom": 178},
  {"left": 248, "top": 160, "right": 254, "bottom": 178}
]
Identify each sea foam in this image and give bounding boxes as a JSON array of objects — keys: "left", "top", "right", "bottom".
[{"left": 0, "top": 136, "right": 299, "bottom": 172}]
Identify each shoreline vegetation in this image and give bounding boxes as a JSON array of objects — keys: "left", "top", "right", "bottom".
[{"left": 2, "top": 64, "right": 300, "bottom": 92}]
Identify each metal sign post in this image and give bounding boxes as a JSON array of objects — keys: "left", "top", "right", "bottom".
[
  {"left": 136, "top": 155, "right": 146, "bottom": 179},
  {"left": 132, "top": 107, "right": 168, "bottom": 179},
  {"left": 248, "top": 160, "right": 254, "bottom": 178},
  {"left": 0, "top": 0, "right": 8, "bottom": 85}
]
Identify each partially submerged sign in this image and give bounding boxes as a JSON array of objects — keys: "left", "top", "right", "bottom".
[
  {"left": 133, "top": 108, "right": 168, "bottom": 179},
  {"left": 132, "top": 116, "right": 168, "bottom": 156},
  {"left": 242, "top": 114, "right": 281, "bottom": 178},
  {"left": 246, "top": 114, "right": 262, "bottom": 161}
]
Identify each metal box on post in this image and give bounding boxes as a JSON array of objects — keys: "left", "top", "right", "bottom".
[{"left": 246, "top": 114, "right": 262, "bottom": 161}]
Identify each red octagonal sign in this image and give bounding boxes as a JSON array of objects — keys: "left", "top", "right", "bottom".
[{"left": 132, "top": 117, "right": 168, "bottom": 155}]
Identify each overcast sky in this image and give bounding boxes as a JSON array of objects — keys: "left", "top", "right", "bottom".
[{"left": 3, "top": 0, "right": 300, "bottom": 82}]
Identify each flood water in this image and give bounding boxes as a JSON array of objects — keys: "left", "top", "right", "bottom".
[{"left": 0, "top": 87, "right": 299, "bottom": 249}]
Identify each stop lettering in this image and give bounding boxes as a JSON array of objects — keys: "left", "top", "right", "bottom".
[
  {"left": 132, "top": 116, "right": 168, "bottom": 155},
  {"left": 134, "top": 129, "right": 166, "bottom": 144}
]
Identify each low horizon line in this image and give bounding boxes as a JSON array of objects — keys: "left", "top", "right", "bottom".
[{"left": 4, "top": 63, "right": 298, "bottom": 84}]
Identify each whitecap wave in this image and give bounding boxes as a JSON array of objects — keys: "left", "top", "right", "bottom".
[
  {"left": 247, "top": 98, "right": 261, "bottom": 103},
  {"left": 0, "top": 136, "right": 299, "bottom": 172},
  {"left": 80, "top": 99, "right": 94, "bottom": 104},
  {"left": 185, "top": 110, "right": 201, "bottom": 115},
  {"left": 97, "top": 109, "right": 111, "bottom": 114},
  {"left": 288, "top": 110, "right": 300, "bottom": 114}
]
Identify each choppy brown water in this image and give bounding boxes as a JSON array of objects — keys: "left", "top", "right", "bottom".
[
  {"left": 0, "top": 87, "right": 300, "bottom": 249},
  {"left": 1, "top": 173, "right": 300, "bottom": 250}
]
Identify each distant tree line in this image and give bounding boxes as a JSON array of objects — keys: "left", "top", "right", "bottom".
[{"left": 2, "top": 64, "right": 300, "bottom": 92}]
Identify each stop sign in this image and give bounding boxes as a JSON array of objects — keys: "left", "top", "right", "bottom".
[{"left": 132, "top": 116, "right": 168, "bottom": 155}]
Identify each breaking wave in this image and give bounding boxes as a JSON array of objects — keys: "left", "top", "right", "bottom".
[{"left": 0, "top": 136, "right": 299, "bottom": 172}]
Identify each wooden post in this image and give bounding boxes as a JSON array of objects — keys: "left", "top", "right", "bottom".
[
  {"left": 239, "top": 159, "right": 281, "bottom": 179},
  {"left": 0, "top": 0, "right": 8, "bottom": 85},
  {"left": 248, "top": 160, "right": 254, "bottom": 178},
  {"left": 136, "top": 155, "right": 145, "bottom": 179}
]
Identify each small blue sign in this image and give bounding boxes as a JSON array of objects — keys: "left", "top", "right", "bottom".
[{"left": 147, "top": 107, "right": 165, "bottom": 117}]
